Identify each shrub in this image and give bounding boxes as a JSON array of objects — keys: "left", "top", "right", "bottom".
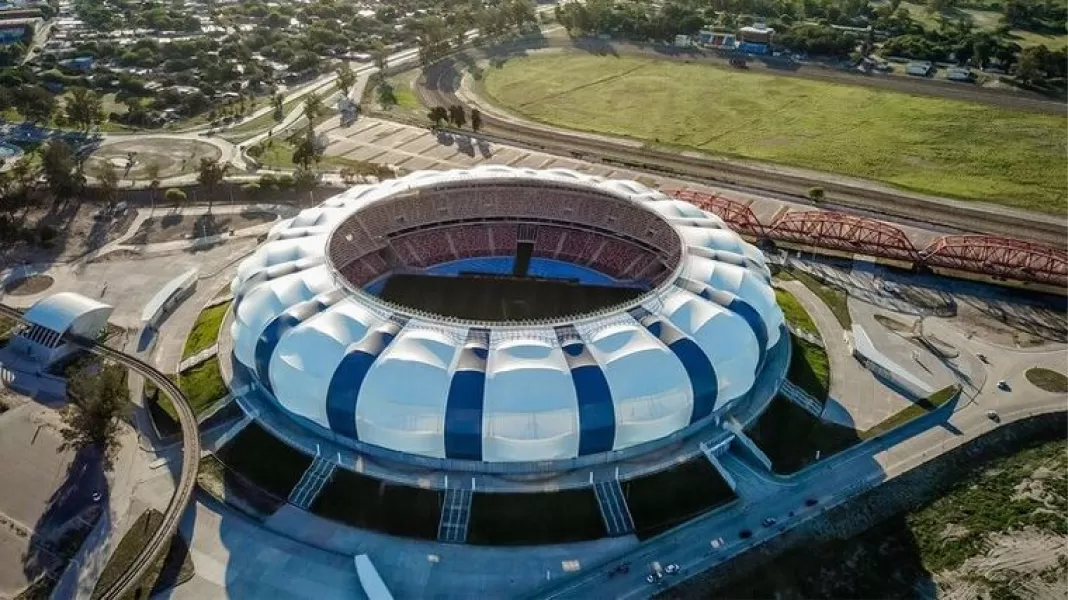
[
  {"left": 258, "top": 173, "right": 277, "bottom": 190},
  {"left": 276, "top": 174, "right": 294, "bottom": 190},
  {"left": 164, "top": 188, "right": 187, "bottom": 203},
  {"left": 241, "top": 182, "right": 260, "bottom": 198}
]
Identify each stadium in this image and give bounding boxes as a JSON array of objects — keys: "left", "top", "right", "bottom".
[{"left": 223, "top": 166, "right": 790, "bottom": 541}]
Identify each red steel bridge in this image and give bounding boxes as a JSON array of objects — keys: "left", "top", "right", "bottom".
[{"left": 670, "top": 189, "right": 1067, "bottom": 287}]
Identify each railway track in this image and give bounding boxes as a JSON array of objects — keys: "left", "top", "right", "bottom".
[
  {"left": 416, "top": 62, "right": 1067, "bottom": 248},
  {"left": 0, "top": 303, "right": 200, "bottom": 600}
]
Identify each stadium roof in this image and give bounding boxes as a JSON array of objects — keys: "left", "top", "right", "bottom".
[{"left": 229, "top": 167, "right": 785, "bottom": 463}]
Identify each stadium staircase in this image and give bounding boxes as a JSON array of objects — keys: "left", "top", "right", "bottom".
[
  {"left": 699, "top": 438, "right": 738, "bottom": 493},
  {"left": 779, "top": 380, "right": 824, "bottom": 418},
  {"left": 593, "top": 479, "right": 635, "bottom": 537},
  {"left": 288, "top": 456, "right": 337, "bottom": 510},
  {"left": 437, "top": 487, "right": 473, "bottom": 543}
]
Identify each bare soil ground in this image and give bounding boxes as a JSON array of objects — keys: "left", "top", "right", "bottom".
[
  {"left": 127, "top": 210, "right": 276, "bottom": 245},
  {"left": 0, "top": 200, "right": 137, "bottom": 269},
  {"left": 2, "top": 275, "right": 54, "bottom": 296}
]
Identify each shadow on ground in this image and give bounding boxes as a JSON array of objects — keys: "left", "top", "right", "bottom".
[{"left": 22, "top": 447, "right": 108, "bottom": 591}]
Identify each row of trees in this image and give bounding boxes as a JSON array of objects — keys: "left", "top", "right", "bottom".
[{"left": 427, "top": 105, "right": 483, "bottom": 131}]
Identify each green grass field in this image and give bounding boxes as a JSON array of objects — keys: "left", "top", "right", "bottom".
[
  {"left": 174, "top": 357, "right": 227, "bottom": 416},
  {"left": 182, "top": 301, "right": 230, "bottom": 360},
  {"left": 775, "top": 288, "right": 821, "bottom": 339},
  {"left": 1025, "top": 367, "right": 1068, "bottom": 393},
  {"left": 482, "top": 54, "right": 1067, "bottom": 212}
]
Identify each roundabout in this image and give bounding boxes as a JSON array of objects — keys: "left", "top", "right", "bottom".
[{"left": 84, "top": 138, "right": 224, "bottom": 181}]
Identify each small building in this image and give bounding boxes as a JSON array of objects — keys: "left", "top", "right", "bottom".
[
  {"left": 738, "top": 24, "right": 774, "bottom": 55},
  {"left": 699, "top": 30, "right": 737, "bottom": 49},
  {"left": 905, "top": 61, "right": 934, "bottom": 77},
  {"left": 7, "top": 293, "right": 113, "bottom": 367}
]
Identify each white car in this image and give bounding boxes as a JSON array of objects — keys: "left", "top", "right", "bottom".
[{"left": 664, "top": 563, "right": 680, "bottom": 575}]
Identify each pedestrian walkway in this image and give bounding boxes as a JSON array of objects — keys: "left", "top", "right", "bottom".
[
  {"left": 593, "top": 479, "right": 634, "bottom": 537},
  {"left": 288, "top": 456, "right": 336, "bottom": 509},
  {"left": 437, "top": 487, "right": 473, "bottom": 544}
]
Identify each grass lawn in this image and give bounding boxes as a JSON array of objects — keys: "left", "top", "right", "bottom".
[
  {"left": 482, "top": 53, "right": 1067, "bottom": 212},
  {"left": 776, "top": 287, "right": 820, "bottom": 340},
  {"left": 623, "top": 459, "right": 736, "bottom": 539},
  {"left": 182, "top": 301, "right": 231, "bottom": 360},
  {"left": 860, "top": 384, "right": 959, "bottom": 440},
  {"left": 91, "top": 509, "right": 194, "bottom": 600},
  {"left": 172, "top": 357, "right": 227, "bottom": 416},
  {"left": 215, "top": 422, "right": 311, "bottom": 500},
  {"left": 1025, "top": 367, "right": 1068, "bottom": 393},
  {"left": 789, "top": 335, "right": 830, "bottom": 401},
  {"left": 778, "top": 268, "right": 852, "bottom": 329},
  {"left": 467, "top": 489, "right": 605, "bottom": 545},
  {"left": 252, "top": 136, "right": 385, "bottom": 172}
]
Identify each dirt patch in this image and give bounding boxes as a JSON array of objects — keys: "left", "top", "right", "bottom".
[
  {"left": 84, "top": 139, "right": 222, "bottom": 181},
  {"left": 128, "top": 211, "right": 277, "bottom": 244},
  {"left": 0, "top": 200, "right": 138, "bottom": 268},
  {"left": 2, "top": 274, "right": 53, "bottom": 296}
]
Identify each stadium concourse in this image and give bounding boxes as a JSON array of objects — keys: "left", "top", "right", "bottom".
[{"left": 226, "top": 166, "right": 787, "bottom": 468}]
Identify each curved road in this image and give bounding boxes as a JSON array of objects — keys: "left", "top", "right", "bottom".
[
  {"left": 417, "top": 47, "right": 1067, "bottom": 247},
  {"left": 0, "top": 303, "right": 200, "bottom": 600}
]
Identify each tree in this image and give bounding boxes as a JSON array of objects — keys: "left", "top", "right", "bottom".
[
  {"left": 65, "top": 87, "right": 104, "bottom": 131},
  {"left": 290, "top": 133, "right": 322, "bottom": 170},
  {"left": 427, "top": 106, "right": 448, "bottom": 128},
  {"left": 293, "top": 167, "right": 318, "bottom": 191},
  {"left": 449, "top": 105, "right": 466, "bottom": 128},
  {"left": 335, "top": 61, "right": 356, "bottom": 97},
  {"left": 41, "top": 140, "right": 79, "bottom": 199},
  {"left": 196, "top": 158, "right": 227, "bottom": 210},
  {"left": 470, "top": 109, "right": 483, "bottom": 133},
  {"left": 272, "top": 92, "right": 285, "bottom": 122},
  {"left": 145, "top": 161, "right": 161, "bottom": 211},
  {"left": 14, "top": 85, "right": 56, "bottom": 124},
  {"left": 807, "top": 187, "right": 825, "bottom": 202},
  {"left": 97, "top": 161, "right": 120, "bottom": 210},
  {"left": 1016, "top": 45, "right": 1050, "bottom": 85},
  {"left": 303, "top": 91, "right": 324, "bottom": 124},
  {"left": 164, "top": 188, "right": 187, "bottom": 204},
  {"left": 373, "top": 45, "right": 389, "bottom": 74},
  {"left": 59, "top": 363, "right": 128, "bottom": 471}
]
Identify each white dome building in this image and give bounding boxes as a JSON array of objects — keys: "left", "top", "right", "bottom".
[{"left": 229, "top": 167, "right": 785, "bottom": 463}]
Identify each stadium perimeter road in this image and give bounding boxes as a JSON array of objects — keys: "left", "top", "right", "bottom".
[
  {"left": 533, "top": 333, "right": 1067, "bottom": 599},
  {"left": 0, "top": 303, "right": 201, "bottom": 600}
]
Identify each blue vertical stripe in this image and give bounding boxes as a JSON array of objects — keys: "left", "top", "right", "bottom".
[
  {"left": 667, "top": 338, "right": 719, "bottom": 423},
  {"left": 254, "top": 314, "right": 300, "bottom": 393},
  {"left": 443, "top": 370, "right": 486, "bottom": 460},
  {"left": 571, "top": 364, "right": 616, "bottom": 455},
  {"left": 325, "top": 351, "right": 377, "bottom": 439}
]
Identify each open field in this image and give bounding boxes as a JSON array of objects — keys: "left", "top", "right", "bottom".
[
  {"left": 182, "top": 301, "right": 230, "bottom": 359},
  {"left": 481, "top": 53, "right": 1067, "bottom": 212}
]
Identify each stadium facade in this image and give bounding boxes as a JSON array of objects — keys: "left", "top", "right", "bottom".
[{"left": 229, "top": 167, "right": 785, "bottom": 464}]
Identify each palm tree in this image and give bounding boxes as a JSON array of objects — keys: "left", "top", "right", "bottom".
[
  {"left": 145, "top": 161, "right": 161, "bottom": 212},
  {"left": 197, "top": 158, "right": 227, "bottom": 212},
  {"left": 303, "top": 92, "right": 324, "bottom": 126}
]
